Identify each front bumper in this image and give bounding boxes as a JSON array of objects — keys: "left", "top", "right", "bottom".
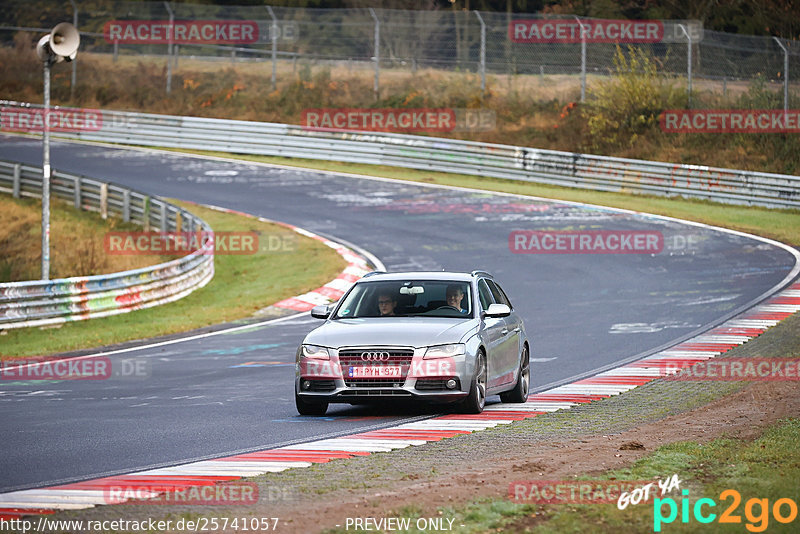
[{"left": 296, "top": 347, "right": 471, "bottom": 404}]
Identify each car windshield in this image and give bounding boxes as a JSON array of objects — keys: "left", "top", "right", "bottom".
[{"left": 334, "top": 280, "right": 473, "bottom": 319}]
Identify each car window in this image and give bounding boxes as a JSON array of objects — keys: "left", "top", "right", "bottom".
[
  {"left": 477, "top": 279, "right": 494, "bottom": 311},
  {"left": 334, "top": 280, "right": 473, "bottom": 318},
  {"left": 486, "top": 279, "right": 512, "bottom": 308}
]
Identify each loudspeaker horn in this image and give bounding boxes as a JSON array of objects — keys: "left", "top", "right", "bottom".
[{"left": 49, "top": 22, "right": 80, "bottom": 59}]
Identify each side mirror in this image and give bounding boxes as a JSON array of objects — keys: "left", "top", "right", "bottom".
[
  {"left": 310, "top": 304, "right": 331, "bottom": 319},
  {"left": 484, "top": 303, "right": 511, "bottom": 318}
]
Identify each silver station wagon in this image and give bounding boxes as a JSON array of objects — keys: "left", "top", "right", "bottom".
[{"left": 295, "top": 271, "right": 531, "bottom": 415}]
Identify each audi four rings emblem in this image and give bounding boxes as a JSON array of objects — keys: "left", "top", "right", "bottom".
[{"left": 361, "top": 351, "right": 390, "bottom": 361}]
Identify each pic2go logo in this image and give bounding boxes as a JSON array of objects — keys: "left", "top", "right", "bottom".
[{"left": 654, "top": 489, "right": 798, "bottom": 532}]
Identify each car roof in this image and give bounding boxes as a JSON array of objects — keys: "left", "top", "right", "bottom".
[{"left": 358, "top": 271, "right": 487, "bottom": 282}]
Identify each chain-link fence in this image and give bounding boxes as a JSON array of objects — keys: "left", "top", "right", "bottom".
[{"left": 1, "top": 0, "right": 798, "bottom": 108}]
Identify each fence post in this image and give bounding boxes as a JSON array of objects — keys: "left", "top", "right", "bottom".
[
  {"left": 474, "top": 11, "right": 486, "bottom": 97},
  {"left": 100, "top": 183, "right": 108, "bottom": 220},
  {"left": 773, "top": 37, "right": 789, "bottom": 114},
  {"left": 267, "top": 6, "right": 278, "bottom": 91},
  {"left": 678, "top": 24, "right": 692, "bottom": 108},
  {"left": 113, "top": 40, "right": 118, "bottom": 62},
  {"left": 369, "top": 8, "right": 380, "bottom": 101},
  {"left": 12, "top": 164, "right": 20, "bottom": 198},
  {"left": 574, "top": 16, "right": 587, "bottom": 103},
  {"left": 69, "top": 0, "right": 78, "bottom": 100},
  {"left": 164, "top": 1, "right": 174, "bottom": 95}
]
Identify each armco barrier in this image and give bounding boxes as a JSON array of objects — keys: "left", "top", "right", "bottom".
[
  {"left": 1, "top": 101, "right": 799, "bottom": 209},
  {"left": 0, "top": 159, "right": 214, "bottom": 329}
]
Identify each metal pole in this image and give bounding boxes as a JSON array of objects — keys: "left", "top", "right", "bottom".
[
  {"left": 574, "top": 16, "right": 586, "bottom": 103},
  {"left": 164, "top": 1, "right": 173, "bottom": 94},
  {"left": 474, "top": 11, "right": 486, "bottom": 96},
  {"left": 42, "top": 61, "right": 52, "bottom": 280},
  {"left": 678, "top": 24, "right": 692, "bottom": 108},
  {"left": 69, "top": 0, "right": 77, "bottom": 100},
  {"left": 773, "top": 37, "right": 789, "bottom": 114},
  {"left": 267, "top": 6, "right": 277, "bottom": 91},
  {"left": 369, "top": 8, "right": 379, "bottom": 100}
]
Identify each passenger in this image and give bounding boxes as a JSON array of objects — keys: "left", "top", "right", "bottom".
[
  {"left": 377, "top": 291, "right": 398, "bottom": 316},
  {"left": 446, "top": 284, "right": 469, "bottom": 314}
]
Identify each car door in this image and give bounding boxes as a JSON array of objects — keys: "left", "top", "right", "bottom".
[
  {"left": 486, "top": 279, "right": 521, "bottom": 387},
  {"left": 477, "top": 278, "right": 506, "bottom": 388}
]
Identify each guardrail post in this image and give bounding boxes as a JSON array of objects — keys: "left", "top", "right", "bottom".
[
  {"left": 160, "top": 202, "right": 168, "bottom": 232},
  {"left": 74, "top": 176, "right": 81, "bottom": 209},
  {"left": 369, "top": 8, "right": 380, "bottom": 101},
  {"left": 267, "top": 6, "right": 278, "bottom": 91},
  {"left": 474, "top": 11, "right": 486, "bottom": 97},
  {"left": 100, "top": 183, "right": 108, "bottom": 220},
  {"left": 122, "top": 189, "right": 130, "bottom": 222},
  {"left": 773, "top": 37, "right": 789, "bottom": 114},
  {"left": 12, "top": 164, "right": 20, "bottom": 198},
  {"left": 143, "top": 196, "right": 151, "bottom": 231}
]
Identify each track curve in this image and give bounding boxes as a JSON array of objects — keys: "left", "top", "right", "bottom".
[{"left": 0, "top": 135, "right": 796, "bottom": 492}]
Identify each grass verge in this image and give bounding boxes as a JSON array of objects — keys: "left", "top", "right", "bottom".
[
  {"left": 403, "top": 418, "right": 800, "bottom": 534},
  {"left": 164, "top": 149, "right": 800, "bottom": 248},
  {"left": 0, "top": 200, "right": 347, "bottom": 359},
  {"left": 0, "top": 195, "right": 169, "bottom": 282}
]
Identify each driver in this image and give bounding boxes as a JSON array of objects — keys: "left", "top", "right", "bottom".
[
  {"left": 377, "top": 290, "right": 398, "bottom": 316},
  {"left": 446, "top": 284, "right": 468, "bottom": 314}
]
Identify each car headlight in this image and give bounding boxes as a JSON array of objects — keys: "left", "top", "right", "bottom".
[
  {"left": 301, "top": 344, "right": 330, "bottom": 360},
  {"left": 423, "top": 343, "right": 466, "bottom": 359}
]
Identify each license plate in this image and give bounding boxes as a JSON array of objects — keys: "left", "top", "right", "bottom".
[{"left": 349, "top": 365, "right": 402, "bottom": 378}]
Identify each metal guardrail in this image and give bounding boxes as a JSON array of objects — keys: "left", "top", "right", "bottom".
[
  {"left": 2, "top": 101, "right": 795, "bottom": 209},
  {"left": 0, "top": 158, "right": 214, "bottom": 329}
]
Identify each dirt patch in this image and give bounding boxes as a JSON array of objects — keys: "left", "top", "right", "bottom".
[{"left": 271, "top": 380, "right": 800, "bottom": 533}]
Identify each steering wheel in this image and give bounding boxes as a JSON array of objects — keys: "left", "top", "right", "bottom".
[{"left": 435, "top": 305, "right": 461, "bottom": 311}]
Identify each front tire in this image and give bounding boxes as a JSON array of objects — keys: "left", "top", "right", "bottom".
[
  {"left": 460, "top": 352, "right": 487, "bottom": 414},
  {"left": 295, "top": 392, "right": 328, "bottom": 416},
  {"left": 500, "top": 344, "right": 530, "bottom": 403}
]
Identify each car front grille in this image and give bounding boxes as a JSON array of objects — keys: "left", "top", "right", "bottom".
[{"left": 339, "top": 347, "right": 414, "bottom": 388}]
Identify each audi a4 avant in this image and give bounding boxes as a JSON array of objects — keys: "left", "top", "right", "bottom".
[{"left": 295, "top": 271, "right": 530, "bottom": 415}]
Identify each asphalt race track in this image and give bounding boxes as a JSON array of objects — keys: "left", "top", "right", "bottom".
[{"left": 0, "top": 135, "right": 796, "bottom": 492}]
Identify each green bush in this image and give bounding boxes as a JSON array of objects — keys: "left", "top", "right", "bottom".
[{"left": 586, "top": 46, "right": 681, "bottom": 151}]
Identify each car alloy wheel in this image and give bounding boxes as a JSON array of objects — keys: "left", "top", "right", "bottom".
[
  {"left": 500, "top": 344, "right": 529, "bottom": 403},
  {"left": 461, "top": 352, "right": 486, "bottom": 414}
]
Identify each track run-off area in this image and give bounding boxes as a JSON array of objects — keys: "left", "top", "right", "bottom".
[{"left": 0, "top": 135, "right": 797, "bottom": 500}]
